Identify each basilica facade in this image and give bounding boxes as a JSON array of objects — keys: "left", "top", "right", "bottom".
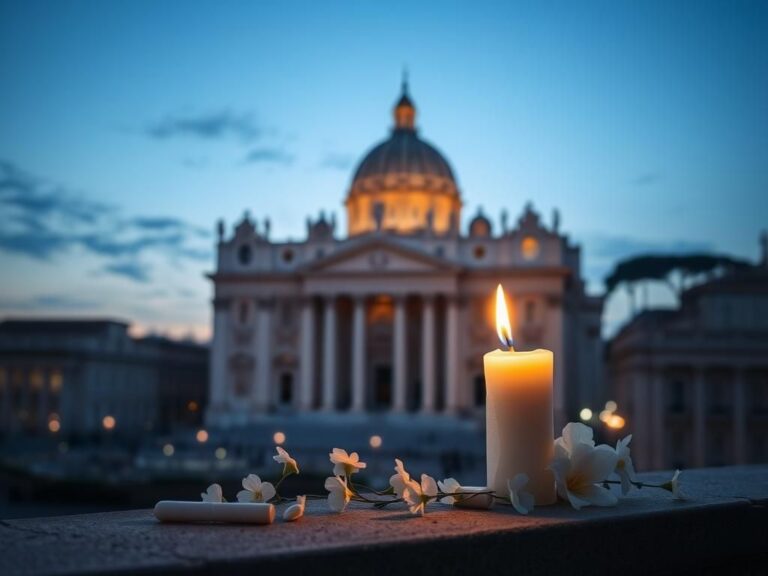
[{"left": 206, "top": 82, "right": 603, "bottom": 430}]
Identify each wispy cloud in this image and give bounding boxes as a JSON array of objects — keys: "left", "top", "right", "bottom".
[
  {"left": 0, "top": 293, "right": 101, "bottom": 311},
  {"left": 631, "top": 171, "right": 662, "bottom": 187},
  {"left": 0, "top": 159, "right": 212, "bottom": 282},
  {"left": 146, "top": 110, "right": 262, "bottom": 142},
  {"left": 243, "top": 147, "right": 294, "bottom": 165},
  {"left": 319, "top": 152, "right": 355, "bottom": 171},
  {"left": 103, "top": 261, "right": 151, "bottom": 283}
]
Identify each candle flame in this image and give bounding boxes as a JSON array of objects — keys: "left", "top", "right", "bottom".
[{"left": 495, "top": 284, "right": 513, "bottom": 349}]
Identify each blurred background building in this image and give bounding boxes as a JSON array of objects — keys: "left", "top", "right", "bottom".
[
  {"left": 206, "top": 81, "right": 604, "bottom": 436},
  {"left": 0, "top": 319, "right": 207, "bottom": 438},
  {"left": 607, "top": 237, "right": 768, "bottom": 471}
]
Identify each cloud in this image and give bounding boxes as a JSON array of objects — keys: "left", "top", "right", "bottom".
[
  {"left": 0, "top": 293, "right": 100, "bottom": 311},
  {"left": 146, "top": 110, "right": 262, "bottom": 142},
  {"left": 243, "top": 147, "right": 294, "bottom": 165},
  {"left": 126, "top": 216, "right": 210, "bottom": 238},
  {"left": 0, "top": 159, "right": 212, "bottom": 282},
  {"left": 320, "top": 153, "right": 355, "bottom": 171},
  {"left": 103, "top": 261, "right": 151, "bottom": 283},
  {"left": 631, "top": 171, "right": 662, "bottom": 186}
]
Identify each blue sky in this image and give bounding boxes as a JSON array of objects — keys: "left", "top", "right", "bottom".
[{"left": 1, "top": 0, "right": 766, "bottom": 340}]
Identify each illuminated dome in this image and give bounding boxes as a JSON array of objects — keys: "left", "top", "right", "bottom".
[{"left": 346, "top": 78, "right": 462, "bottom": 236}]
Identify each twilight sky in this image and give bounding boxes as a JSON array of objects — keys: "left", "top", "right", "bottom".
[{"left": 1, "top": 0, "right": 766, "bottom": 340}]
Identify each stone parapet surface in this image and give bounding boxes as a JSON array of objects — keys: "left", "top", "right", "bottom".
[{"left": 2, "top": 466, "right": 767, "bottom": 576}]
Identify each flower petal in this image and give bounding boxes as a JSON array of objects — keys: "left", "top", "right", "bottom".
[
  {"left": 236, "top": 489, "right": 252, "bottom": 503},
  {"left": 421, "top": 474, "right": 438, "bottom": 497},
  {"left": 332, "top": 463, "right": 346, "bottom": 477},
  {"left": 242, "top": 474, "right": 262, "bottom": 492},
  {"left": 579, "top": 484, "right": 618, "bottom": 507},
  {"left": 562, "top": 422, "right": 595, "bottom": 451},
  {"left": 260, "top": 482, "right": 276, "bottom": 502},
  {"left": 327, "top": 490, "right": 347, "bottom": 513},
  {"left": 508, "top": 473, "right": 529, "bottom": 492},
  {"left": 512, "top": 490, "right": 534, "bottom": 515},
  {"left": 283, "top": 503, "right": 304, "bottom": 521},
  {"left": 576, "top": 444, "right": 619, "bottom": 484}
]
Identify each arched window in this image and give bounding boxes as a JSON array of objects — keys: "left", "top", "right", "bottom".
[
  {"left": 521, "top": 236, "right": 540, "bottom": 261},
  {"left": 279, "top": 372, "right": 293, "bottom": 405},
  {"left": 238, "top": 244, "right": 252, "bottom": 265}
]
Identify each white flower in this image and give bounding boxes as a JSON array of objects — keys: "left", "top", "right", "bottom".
[
  {"left": 507, "top": 473, "right": 535, "bottom": 515},
  {"left": 614, "top": 435, "right": 636, "bottom": 495},
  {"left": 662, "top": 469, "right": 683, "bottom": 499},
  {"left": 236, "top": 474, "right": 276, "bottom": 503},
  {"left": 325, "top": 475, "right": 354, "bottom": 513},
  {"left": 403, "top": 474, "right": 438, "bottom": 516},
  {"left": 437, "top": 477, "right": 462, "bottom": 504},
  {"left": 389, "top": 458, "right": 411, "bottom": 498},
  {"left": 329, "top": 448, "right": 367, "bottom": 477},
  {"left": 274, "top": 446, "right": 300, "bottom": 476},
  {"left": 554, "top": 422, "right": 595, "bottom": 458},
  {"left": 283, "top": 495, "right": 306, "bottom": 521},
  {"left": 549, "top": 440, "right": 619, "bottom": 510},
  {"left": 201, "top": 483, "right": 223, "bottom": 503}
]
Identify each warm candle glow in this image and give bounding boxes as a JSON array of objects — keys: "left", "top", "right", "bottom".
[{"left": 495, "top": 284, "right": 513, "bottom": 348}]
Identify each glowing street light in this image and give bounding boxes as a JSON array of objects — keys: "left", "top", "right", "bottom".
[
  {"left": 162, "top": 443, "right": 175, "bottom": 456},
  {"left": 369, "top": 435, "right": 383, "bottom": 449},
  {"left": 273, "top": 431, "right": 286, "bottom": 445},
  {"left": 102, "top": 415, "right": 116, "bottom": 430},
  {"left": 196, "top": 429, "right": 209, "bottom": 443},
  {"left": 215, "top": 447, "right": 227, "bottom": 460},
  {"left": 579, "top": 408, "right": 593, "bottom": 421}
]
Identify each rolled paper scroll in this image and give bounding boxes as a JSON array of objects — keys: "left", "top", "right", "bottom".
[{"left": 154, "top": 501, "right": 275, "bottom": 524}]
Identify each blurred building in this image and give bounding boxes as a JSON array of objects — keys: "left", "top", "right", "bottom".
[
  {"left": 608, "top": 250, "right": 768, "bottom": 470},
  {"left": 207, "top": 79, "right": 603, "bottom": 431},
  {"left": 0, "top": 320, "right": 208, "bottom": 437}
]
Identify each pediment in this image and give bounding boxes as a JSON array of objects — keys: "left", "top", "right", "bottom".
[{"left": 303, "top": 238, "right": 456, "bottom": 275}]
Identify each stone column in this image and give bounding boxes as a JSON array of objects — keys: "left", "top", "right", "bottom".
[
  {"left": 299, "top": 298, "right": 315, "bottom": 411},
  {"left": 392, "top": 296, "right": 407, "bottom": 412},
  {"left": 351, "top": 296, "right": 367, "bottom": 412},
  {"left": 37, "top": 372, "right": 49, "bottom": 432},
  {"left": 209, "top": 299, "right": 230, "bottom": 413},
  {"left": 733, "top": 368, "right": 747, "bottom": 464},
  {"left": 255, "top": 298, "right": 273, "bottom": 412},
  {"left": 632, "top": 370, "right": 650, "bottom": 469},
  {"left": 651, "top": 368, "right": 665, "bottom": 470},
  {"left": 444, "top": 295, "right": 460, "bottom": 414},
  {"left": 693, "top": 367, "right": 706, "bottom": 467},
  {"left": 421, "top": 295, "right": 436, "bottom": 414},
  {"left": 322, "top": 295, "right": 338, "bottom": 412}
]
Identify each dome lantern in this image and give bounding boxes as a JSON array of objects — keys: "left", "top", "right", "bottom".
[{"left": 393, "top": 73, "right": 416, "bottom": 131}]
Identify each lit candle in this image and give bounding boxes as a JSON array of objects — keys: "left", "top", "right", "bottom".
[
  {"left": 484, "top": 284, "right": 556, "bottom": 505},
  {"left": 154, "top": 501, "right": 275, "bottom": 524}
]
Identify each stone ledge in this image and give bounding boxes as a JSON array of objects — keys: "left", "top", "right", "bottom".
[{"left": 1, "top": 466, "right": 767, "bottom": 576}]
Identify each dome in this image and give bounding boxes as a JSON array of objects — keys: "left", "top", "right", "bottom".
[
  {"left": 346, "top": 78, "right": 462, "bottom": 237},
  {"left": 351, "top": 130, "right": 456, "bottom": 184}
]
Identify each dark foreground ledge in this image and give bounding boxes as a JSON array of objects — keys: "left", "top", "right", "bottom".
[{"left": 2, "top": 466, "right": 767, "bottom": 576}]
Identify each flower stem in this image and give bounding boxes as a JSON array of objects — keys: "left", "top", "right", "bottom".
[{"left": 602, "top": 479, "right": 667, "bottom": 490}]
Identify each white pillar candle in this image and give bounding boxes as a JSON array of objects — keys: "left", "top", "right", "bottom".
[
  {"left": 154, "top": 501, "right": 275, "bottom": 524},
  {"left": 485, "top": 285, "right": 556, "bottom": 505}
]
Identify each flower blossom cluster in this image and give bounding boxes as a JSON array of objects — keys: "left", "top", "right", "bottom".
[{"left": 194, "top": 421, "right": 683, "bottom": 524}]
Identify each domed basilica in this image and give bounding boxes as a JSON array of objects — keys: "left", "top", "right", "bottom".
[{"left": 207, "top": 80, "right": 603, "bottom": 432}]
